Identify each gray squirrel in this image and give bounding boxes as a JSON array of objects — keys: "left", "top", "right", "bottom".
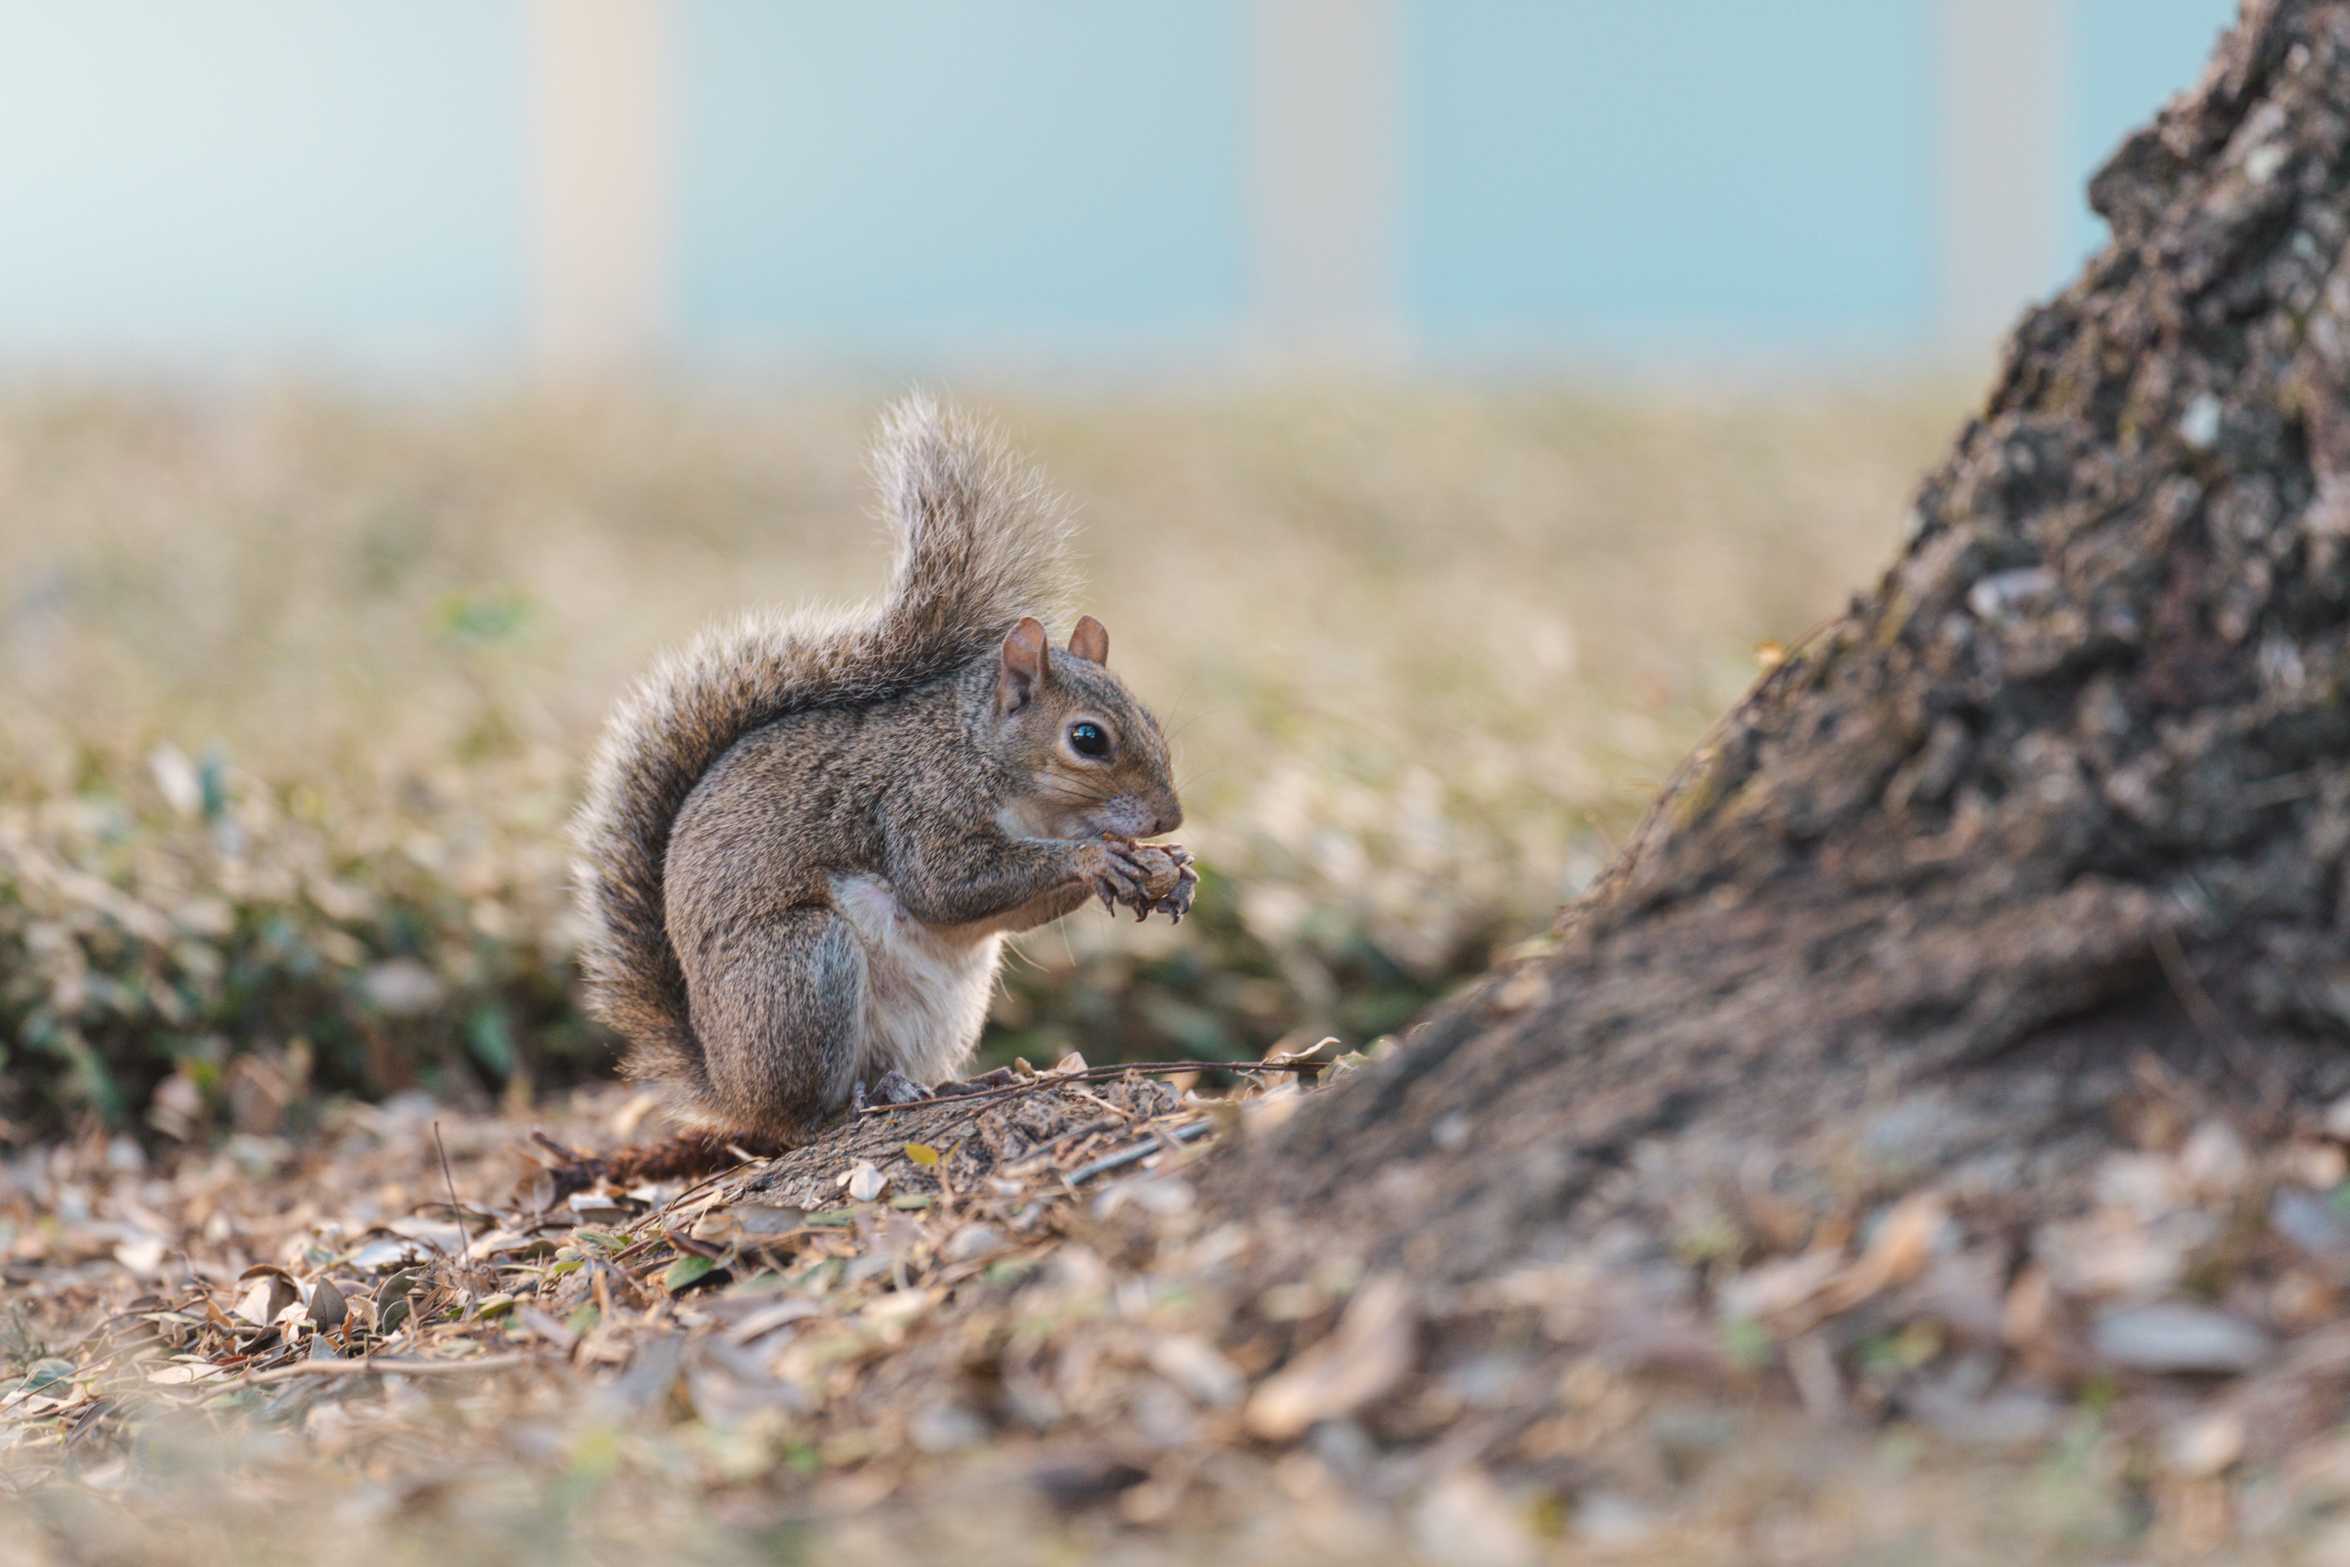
[{"left": 572, "top": 397, "right": 1193, "bottom": 1139}]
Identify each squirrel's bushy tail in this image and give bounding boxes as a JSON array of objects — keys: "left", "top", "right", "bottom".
[{"left": 570, "top": 396, "right": 1077, "bottom": 1096}]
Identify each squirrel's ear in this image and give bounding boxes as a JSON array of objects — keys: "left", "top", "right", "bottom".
[
  {"left": 998, "top": 617, "right": 1050, "bottom": 715},
  {"left": 1068, "top": 614, "right": 1109, "bottom": 665}
]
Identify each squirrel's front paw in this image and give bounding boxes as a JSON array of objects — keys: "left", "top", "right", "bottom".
[
  {"left": 1083, "top": 837, "right": 1196, "bottom": 924},
  {"left": 1077, "top": 835, "right": 1153, "bottom": 918},
  {"left": 1149, "top": 844, "right": 1198, "bottom": 924}
]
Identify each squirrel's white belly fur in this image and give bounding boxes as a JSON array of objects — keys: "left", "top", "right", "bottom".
[{"left": 828, "top": 873, "right": 1000, "bottom": 1087}]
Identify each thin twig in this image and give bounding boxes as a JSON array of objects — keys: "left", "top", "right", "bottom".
[
  {"left": 854, "top": 1059, "right": 1319, "bottom": 1118},
  {"left": 650, "top": 1158, "right": 761, "bottom": 1227},
  {"left": 530, "top": 1129, "right": 588, "bottom": 1164},
  {"left": 242, "top": 1353, "right": 535, "bottom": 1385},
  {"left": 433, "top": 1121, "right": 475, "bottom": 1266},
  {"left": 997, "top": 1118, "right": 1128, "bottom": 1181},
  {"left": 608, "top": 1233, "right": 668, "bottom": 1266},
  {"left": 600, "top": 1158, "right": 765, "bottom": 1266},
  {"left": 1069, "top": 1085, "right": 1138, "bottom": 1123},
  {"left": 1036, "top": 1115, "right": 1126, "bottom": 1156},
  {"left": 1064, "top": 1120, "right": 1216, "bottom": 1186}
]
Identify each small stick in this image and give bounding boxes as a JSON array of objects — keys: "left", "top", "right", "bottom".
[
  {"left": 530, "top": 1129, "right": 588, "bottom": 1163},
  {"left": 1064, "top": 1120, "right": 1215, "bottom": 1186},
  {"left": 1069, "top": 1085, "right": 1137, "bottom": 1124},
  {"left": 854, "top": 1059, "right": 1321, "bottom": 1117},
  {"left": 608, "top": 1234, "right": 667, "bottom": 1266},
  {"left": 997, "top": 1116, "right": 1127, "bottom": 1179},
  {"left": 433, "top": 1121, "right": 475, "bottom": 1266},
  {"left": 1039, "top": 1115, "right": 1127, "bottom": 1154},
  {"left": 242, "top": 1353, "right": 535, "bottom": 1385},
  {"left": 648, "top": 1158, "right": 762, "bottom": 1226}
]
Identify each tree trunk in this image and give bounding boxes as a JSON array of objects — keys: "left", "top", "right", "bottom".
[{"left": 1226, "top": 0, "right": 2350, "bottom": 1285}]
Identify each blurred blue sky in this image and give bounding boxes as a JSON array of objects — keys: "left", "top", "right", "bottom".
[{"left": 0, "top": 0, "right": 2237, "bottom": 378}]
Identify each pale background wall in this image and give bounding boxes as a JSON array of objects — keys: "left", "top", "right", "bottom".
[{"left": 0, "top": 0, "right": 2238, "bottom": 379}]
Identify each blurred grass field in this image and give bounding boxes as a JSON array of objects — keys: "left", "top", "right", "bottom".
[{"left": 0, "top": 382, "right": 1958, "bottom": 1137}]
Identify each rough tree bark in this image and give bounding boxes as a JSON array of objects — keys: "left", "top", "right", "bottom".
[{"left": 1225, "top": 0, "right": 2350, "bottom": 1283}]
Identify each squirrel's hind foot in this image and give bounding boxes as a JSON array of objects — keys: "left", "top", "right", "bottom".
[{"left": 853, "top": 1069, "right": 933, "bottom": 1112}]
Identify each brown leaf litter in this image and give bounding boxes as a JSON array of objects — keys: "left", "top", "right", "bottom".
[{"left": 14, "top": 1049, "right": 2350, "bottom": 1562}]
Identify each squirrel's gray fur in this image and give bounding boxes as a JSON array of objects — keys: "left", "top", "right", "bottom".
[{"left": 572, "top": 396, "right": 1191, "bottom": 1139}]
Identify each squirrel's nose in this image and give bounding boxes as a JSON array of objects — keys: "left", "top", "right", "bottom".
[{"left": 1151, "top": 804, "right": 1183, "bottom": 837}]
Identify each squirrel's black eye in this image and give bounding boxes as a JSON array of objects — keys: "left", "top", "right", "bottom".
[{"left": 1068, "top": 721, "right": 1110, "bottom": 758}]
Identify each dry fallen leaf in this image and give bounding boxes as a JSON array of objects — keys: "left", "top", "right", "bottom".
[
  {"left": 1717, "top": 1249, "right": 1842, "bottom": 1324},
  {"left": 1149, "top": 1335, "right": 1246, "bottom": 1408},
  {"left": 688, "top": 1210, "right": 746, "bottom": 1247},
  {"left": 236, "top": 1272, "right": 300, "bottom": 1328},
  {"left": 1264, "top": 1037, "right": 1343, "bottom": 1068},
  {"left": 1244, "top": 1274, "right": 1419, "bottom": 1441},
  {"left": 732, "top": 1203, "right": 807, "bottom": 1236},
  {"left": 307, "top": 1276, "right": 348, "bottom": 1330},
  {"left": 516, "top": 1306, "right": 581, "bottom": 1354},
  {"left": 2165, "top": 1409, "right": 2247, "bottom": 1478},
  {"left": 112, "top": 1235, "right": 167, "bottom": 1277},
  {"left": 1817, "top": 1192, "right": 1949, "bottom": 1313},
  {"left": 726, "top": 1298, "right": 822, "bottom": 1346}
]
